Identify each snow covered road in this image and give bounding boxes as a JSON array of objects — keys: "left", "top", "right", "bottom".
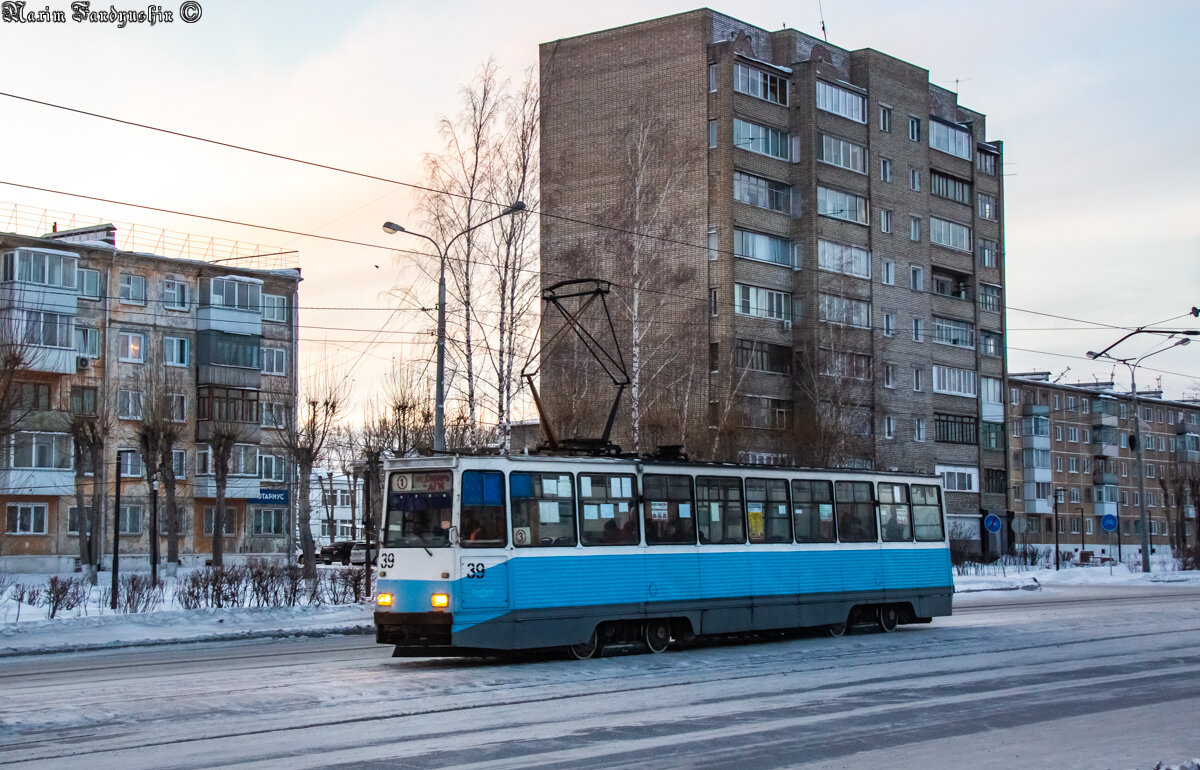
[{"left": 1, "top": 583, "right": 1198, "bottom": 769}]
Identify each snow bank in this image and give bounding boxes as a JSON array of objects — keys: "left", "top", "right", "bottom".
[
  {"left": 954, "top": 564, "right": 1200, "bottom": 593},
  {"left": 0, "top": 603, "right": 372, "bottom": 657}
]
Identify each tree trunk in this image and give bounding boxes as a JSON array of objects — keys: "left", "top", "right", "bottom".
[
  {"left": 158, "top": 453, "right": 180, "bottom": 576},
  {"left": 213, "top": 465, "right": 226, "bottom": 567},
  {"left": 72, "top": 443, "right": 95, "bottom": 585},
  {"left": 297, "top": 460, "right": 317, "bottom": 580}
]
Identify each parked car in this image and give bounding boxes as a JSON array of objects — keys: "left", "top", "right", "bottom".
[
  {"left": 349, "top": 542, "right": 377, "bottom": 566},
  {"left": 320, "top": 541, "right": 357, "bottom": 565}
]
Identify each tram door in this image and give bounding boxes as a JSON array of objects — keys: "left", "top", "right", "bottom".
[
  {"left": 457, "top": 470, "right": 509, "bottom": 610},
  {"left": 458, "top": 556, "right": 509, "bottom": 609}
]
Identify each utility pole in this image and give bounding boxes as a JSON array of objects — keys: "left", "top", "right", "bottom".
[
  {"left": 149, "top": 472, "right": 159, "bottom": 584},
  {"left": 1053, "top": 488, "right": 1062, "bottom": 571},
  {"left": 111, "top": 450, "right": 127, "bottom": 610}
]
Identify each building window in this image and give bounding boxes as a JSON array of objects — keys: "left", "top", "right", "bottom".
[
  {"left": 734, "top": 284, "right": 792, "bottom": 321},
  {"left": 908, "top": 167, "right": 921, "bottom": 191},
  {"left": 883, "top": 363, "right": 896, "bottom": 388},
  {"left": 978, "top": 193, "right": 999, "bottom": 220},
  {"left": 977, "top": 151, "right": 998, "bottom": 175},
  {"left": 880, "top": 208, "right": 892, "bottom": 233},
  {"left": 910, "top": 266, "right": 925, "bottom": 291},
  {"left": 11, "top": 432, "right": 71, "bottom": 469},
  {"left": 818, "top": 134, "right": 867, "bottom": 174},
  {"left": 818, "top": 294, "right": 871, "bottom": 329},
  {"left": 883, "top": 312, "right": 896, "bottom": 337},
  {"left": 164, "top": 336, "right": 190, "bottom": 367},
  {"left": 815, "top": 81, "right": 866, "bottom": 123},
  {"left": 169, "top": 448, "right": 187, "bottom": 478},
  {"left": 208, "top": 277, "right": 261, "bottom": 311},
  {"left": 7, "top": 503, "right": 48, "bottom": 535},
  {"left": 262, "top": 346, "right": 288, "bottom": 376},
  {"left": 168, "top": 393, "right": 187, "bottom": 422},
  {"left": 816, "top": 240, "right": 870, "bottom": 279},
  {"left": 981, "top": 421, "right": 1004, "bottom": 450},
  {"left": 119, "top": 449, "right": 144, "bottom": 478},
  {"left": 78, "top": 267, "right": 101, "bottom": 298},
  {"left": 930, "top": 217, "right": 972, "bottom": 252},
  {"left": 708, "top": 119, "right": 717, "bottom": 148},
  {"left": 74, "top": 325, "right": 101, "bottom": 358},
  {"left": 880, "top": 157, "right": 892, "bottom": 182},
  {"left": 733, "top": 171, "right": 792, "bottom": 213},
  {"left": 881, "top": 258, "right": 895, "bottom": 285},
  {"left": 938, "top": 466, "right": 977, "bottom": 492},
  {"left": 979, "top": 330, "right": 1003, "bottom": 357},
  {"left": 909, "top": 216, "right": 921, "bottom": 242},
  {"left": 709, "top": 288, "right": 718, "bottom": 317},
  {"left": 709, "top": 63, "right": 716, "bottom": 92},
  {"left": 932, "top": 365, "right": 977, "bottom": 397},
  {"left": 259, "top": 453, "right": 287, "bottom": 483},
  {"left": 912, "top": 318, "right": 925, "bottom": 343},
  {"left": 734, "top": 339, "right": 792, "bottom": 375},
  {"left": 929, "top": 120, "right": 972, "bottom": 159},
  {"left": 707, "top": 229, "right": 718, "bottom": 260},
  {"left": 879, "top": 105, "right": 891, "bottom": 132},
  {"left": 817, "top": 186, "right": 869, "bottom": 225},
  {"left": 739, "top": 396, "right": 793, "bottom": 430},
  {"left": 119, "top": 331, "right": 145, "bottom": 363},
  {"left": 117, "top": 389, "right": 144, "bottom": 420},
  {"left": 819, "top": 348, "right": 872, "bottom": 380},
  {"left": 252, "top": 508, "right": 288, "bottom": 536},
  {"left": 119, "top": 505, "right": 143, "bottom": 535},
  {"left": 734, "top": 63, "right": 788, "bottom": 105},
  {"left": 979, "top": 283, "right": 1002, "bottom": 312},
  {"left": 733, "top": 117, "right": 789, "bottom": 160},
  {"left": 71, "top": 386, "right": 97, "bottom": 415},
  {"left": 262, "top": 400, "right": 286, "bottom": 429},
  {"left": 3, "top": 249, "right": 78, "bottom": 289},
  {"left": 882, "top": 415, "right": 895, "bottom": 439},
  {"left": 933, "top": 316, "right": 976, "bottom": 348},
  {"left": 163, "top": 279, "right": 190, "bottom": 310},
  {"left": 914, "top": 418, "right": 926, "bottom": 442},
  {"left": 930, "top": 171, "right": 971, "bottom": 205},
  {"left": 19, "top": 310, "right": 73, "bottom": 349},
  {"left": 913, "top": 367, "right": 924, "bottom": 391},
  {"left": 733, "top": 229, "right": 795, "bottom": 267},
  {"left": 197, "top": 386, "right": 260, "bottom": 424},
  {"left": 204, "top": 506, "right": 238, "bottom": 536},
  {"left": 119, "top": 273, "right": 146, "bottom": 304}
]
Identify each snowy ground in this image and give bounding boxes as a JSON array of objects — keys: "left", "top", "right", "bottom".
[{"left": 1, "top": 583, "right": 1198, "bottom": 769}]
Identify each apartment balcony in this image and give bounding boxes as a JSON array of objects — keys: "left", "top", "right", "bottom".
[
  {"left": 195, "top": 419, "right": 262, "bottom": 444},
  {"left": 1094, "top": 501, "right": 1117, "bottom": 517},
  {"left": 197, "top": 305, "right": 262, "bottom": 336},
  {"left": 1025, "top": 498, "right": 1051, "bottom": 515},
  {"left": 21, "top": 345, "right": 77, "bottom": 375},
  {"left": 194, "top": 476, "right": 261, "bottom": 499},
  {"left": 0, "top": 468, "right": 74, "bottom": 496},
  {"left": 1022, "top": 466, "right": 1051, "bottom": 483},
  {"left": 1092, "top": 471, "right": 1119, "bottom": 486},
  {"left": 1186, "top": 505, "right": 1196, "bottom": 520},
  {"left": 197, "top": 364, "right": 262, "bottom": 390},
  {"left": 981, "top": 403, "right": 1004, "bottom": 423}
]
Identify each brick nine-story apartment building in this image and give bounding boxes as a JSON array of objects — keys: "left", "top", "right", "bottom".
[{"left": 538, "top": 9, "right": 1008, "bottom": 533}]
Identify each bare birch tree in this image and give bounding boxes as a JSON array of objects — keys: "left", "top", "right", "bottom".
[
  {"left": 208, "top": 419, "right": 254, "bottom": 568},
  {"left": 67, "top": 386, "right": 111, "bottom": 585},
  {"left": 134, "top": 364, "right": 188, "bottom": 575}
]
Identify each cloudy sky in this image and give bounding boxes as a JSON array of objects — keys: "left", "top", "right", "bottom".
[{"left": 1, "top": 0, "right": 1196, "bottom": 417}]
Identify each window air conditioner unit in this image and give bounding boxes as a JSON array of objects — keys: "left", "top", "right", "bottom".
[{"left": 77, "top": 356, "right": 90, "bottom": 370}]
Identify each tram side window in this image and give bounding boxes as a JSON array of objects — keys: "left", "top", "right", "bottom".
[
  {"left": 696, "top": 476, "right": 746, "bottom": 544},
  {"left": 510, "top": 472, "right": 577, "bottom": 547},
  {"left": 835, "top": 481, "right": 877, "bottom": 542},
  {"left": 643, "top": 474, "right": 697, "bottom": 545},
  {"left": 878, "top": 483, "right": 913, "bottom": 542},
  {"left": 792, "top": 479, "right": 836, "bottom": 542},
  {"left": 745, "top": 478, "right": 791, "bottom": 543},
  {"left": 579, "top": 473, "right": 639, "bottom": 545},
  {"left": 461, "top": 470, "right": 507, "bottom": 548},
  {"left": 911, "top": 484, "right": 945, "bottom": 541}
]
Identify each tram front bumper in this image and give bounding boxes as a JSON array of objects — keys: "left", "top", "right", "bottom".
[{"left": 374, "top": 611, "right": 454, "bottom": 647}]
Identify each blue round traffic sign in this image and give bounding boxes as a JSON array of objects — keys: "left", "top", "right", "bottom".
[
  {"left": 1100, "top": 513, "right": 1118, "bottom": 532},
  {"left": 983, "top": 513, "right": 1002, "bottom": 534}
]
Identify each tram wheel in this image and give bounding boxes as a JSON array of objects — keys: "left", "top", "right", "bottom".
[
  {"left": 643, "top": 619, "right": 671, "bottom": 653},
  {"left": 826, "top": 621, "right": 847, "bottom": 637},
  {"left": 567, "top": 629, "right": 601, "bottom": 660},
  {"left": 877, "top": 605, "right": 899, "bottom": 633}
]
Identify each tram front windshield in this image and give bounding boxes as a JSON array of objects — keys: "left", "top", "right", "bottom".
[{"left": 384, "top": 471, "right": 452, "bottom": 548}]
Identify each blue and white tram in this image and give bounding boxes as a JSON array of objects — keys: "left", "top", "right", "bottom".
[{"left": 373, "top": 454, "right": 952, "bottom": 657}]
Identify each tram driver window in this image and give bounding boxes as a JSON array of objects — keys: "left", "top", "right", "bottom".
[
  {"left": 696, "top": 476, "right": 745, "bottom": 544},
  {"left": 911, "top": 484, "right": 945, "bottom": 541},
  {"left": 579, "top": 473, "right": 639, "bottom": 545},
  {"left": 510, "top": 472, "right": 577, "bottom": 547},
  {"left": 792, "top": 479, "right": 835, "bottom": 542},
  {"left": 835, "top": 481, "right": 877, "bottom": 542},
  {"left": 460, "top": 470, "right": 507, "bottom": 547},
  {"left": 745, "top": 478, "right": 791, "bottom": 543},
  {"left": 643, "top": 474, "right": 697, "bottom": 545},
  {"left": 878, "top": 483, "right": 913, "bottom": 541}
]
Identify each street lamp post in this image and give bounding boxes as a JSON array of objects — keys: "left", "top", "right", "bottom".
[
  {"left": 112, "top": 449, "right": 131, "bottom": 610},
  {"left": 1053, "top": 487, "right": 1063, "bottom": 571},
  {"left": 1089, "top": 330, "right": 1194, "bottom": 573},
  {"left": 382, "top": 201, "right": 525, "bottom": 451}
]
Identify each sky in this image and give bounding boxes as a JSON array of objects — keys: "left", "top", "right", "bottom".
[{"left": 0, "top": 0, "right": 1197, "bottom": 417}]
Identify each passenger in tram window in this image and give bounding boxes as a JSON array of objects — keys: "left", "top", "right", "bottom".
[
  {"left": 579, "top": 473, "right": 638, "bottom": 546},
  {"left": 643, "top": 474, "right": 697, "bottom": 545},
  {"left": 461, "top": 470, "right": 507, "bottom": 548}
]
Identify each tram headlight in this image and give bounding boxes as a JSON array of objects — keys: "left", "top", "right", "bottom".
[
  {"left": 376, "top": 593, "right": 394, "bottom": 607},
  {"left": 431, "top": 593, "right": 449, "bottom": 609}
]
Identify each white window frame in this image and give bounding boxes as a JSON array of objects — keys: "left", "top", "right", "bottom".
[
  {"left": 119, "top": 331, "right": 145, "bottom": 363},
  {"left": 816, "top": 240, "right": 870, "bottom": 279},
  {"left": 163, "top": 279, "right": 190, "bottom": 310},
  {"left": 817, "top": 186, "right": 869, "bottom": 225},
  {"left": 262, "top": 346, "right": 288, "bottom": 376},
  {"left": 6, "top": 503, "right": 48, "bottom": 535},
  {"left": 930, "top": 217, "right": 972, "bottom": 252},
  {"left": 117, "top": 389, "right": 144, "bottom": 420},
  {"left": 164, "top": 336, "right": 190, "bottom": 367},
  {"left": 119, "top": 273, "right": 146, "bottom": 305},
  {"left": 815, "top": 81, "right": 866, "bottom": 123}
]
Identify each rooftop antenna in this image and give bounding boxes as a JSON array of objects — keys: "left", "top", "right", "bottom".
[
  {"left": 1052, "top": 367, "right": 1070, "bottom": 384},
  {"left": 817, "top": 0, "right": 828, "bottom": 41}
]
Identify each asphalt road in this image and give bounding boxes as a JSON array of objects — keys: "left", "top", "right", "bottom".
[{"left": 1, "top": 583, "right": 1198, "bottom": 769}]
